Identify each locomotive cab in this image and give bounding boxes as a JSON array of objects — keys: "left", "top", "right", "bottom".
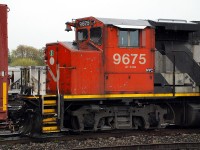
[
  {"left": 67, "top": 18, "right": 104, "bottom": 51},
  {"left": 46, "top": 17, "right": 155, "bottom": 95}
]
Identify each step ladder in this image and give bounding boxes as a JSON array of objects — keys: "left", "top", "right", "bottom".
[{"left": 42, "top": 95, "right": 60, "bottom": 133}]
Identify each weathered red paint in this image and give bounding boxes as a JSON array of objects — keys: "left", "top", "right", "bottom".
[
  {"left": 0, "top": 4, "right": 8, "bottom": 120},
  {"left": 46, "top": 43, "right": 103, "bottom": 95},
  {"left": 46, "top": 17, "right": 155, "bottom": 95},
  {"left": 104, "top": 26, "right": 155, "bottom": 93}
]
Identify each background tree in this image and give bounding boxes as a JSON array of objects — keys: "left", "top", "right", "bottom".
[
  {"left": 36, "top": 48, "right": 45, "bottom": 66},
  {"left": 10, "top": 45, "right": 45, "bottom": 66},
  {"left": 8, "top": 50, "right": 11, "bottom": 64},
  {"left": 10, "top": 58, "right": 38, "bottom": 66}
]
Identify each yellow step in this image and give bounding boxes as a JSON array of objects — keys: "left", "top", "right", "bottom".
[
  {"left": 43, "top": 95, "right": 57, "bottom": 98},
  {"left": 43, "top": 117, "right": 57, "bottom": 123},
  {"left": 43, "top": 130, "right": 60, "bottom": 133},
  {"left": 43, "top": 100, "right": 56, "bottom": 106},
  {"left": 42, "top": 126, "right": 60, "bottom": 133},
  {"left": 43, "top": 109, "right": 56, "bottom": 114},
  {"left": 43, "top": 121, "right": 57, "bottom": 125}
]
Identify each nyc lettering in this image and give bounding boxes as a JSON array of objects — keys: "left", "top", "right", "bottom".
[{"left": 113, "top": 53, "right": 146, "bottom": 67}]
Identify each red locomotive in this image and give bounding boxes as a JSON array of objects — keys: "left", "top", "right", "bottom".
[
  {"left": 44, "top": 17, "right": 200, "bottom": 132},
  {"left": 46, "top": 17, "right": 155, "bottom": 95},
  {"left": 1, "top": 3, "right": 200, "bottom": 134}
]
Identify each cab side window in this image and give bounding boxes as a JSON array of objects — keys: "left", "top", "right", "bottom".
[{"left": 119, "top": 29, "right": 139, "bottom": 47}]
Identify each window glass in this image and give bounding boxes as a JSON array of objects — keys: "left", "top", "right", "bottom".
[
  {"left": 119, "top": 31, "right": 128, "bottom": 46},
  {"left": 90, "top": 27, "right": 102, "bottom": 44},
  {"left": 130, "top": 30, "right": 139, "bottom": 47},
  {"left": 119, "top": 29, "right": 139, "bottom": 47},
  {"left": 77, "top": 29, "right": 88, "bottom": 41}
]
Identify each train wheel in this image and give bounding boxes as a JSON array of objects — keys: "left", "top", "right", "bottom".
[
  {"left": 31, "top": 111, "right": 42, "bottom": 135},
  {"left": 71, "top": 116, "right": 79, "bottom": 130},
  {"left": 133, "top": 117, "right": 145, "bottom": 130},
  {"left": 18, "top": 113, "right": 33, "bottom": 135},
  {"left": 18, "top": 111, "right": 42, "bottom": 136}
]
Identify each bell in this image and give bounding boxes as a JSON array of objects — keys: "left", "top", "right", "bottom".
[{"left": 65, "top": 24, "right": 72, "bottom": 32}]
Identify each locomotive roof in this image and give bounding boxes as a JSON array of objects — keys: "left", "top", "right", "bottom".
[
  {"left": 96, "top": 17, "right": 151, "bottom": 29},
  {"left": 149, "top": 19, "right": 200, "bottom": 31},
  {"left": 95, "top": 17, "right": 200, "bottom": 31}
]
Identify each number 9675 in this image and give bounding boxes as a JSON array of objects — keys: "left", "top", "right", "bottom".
[{"left": 113, "top": 53, "right": 146, "bottom": 65}]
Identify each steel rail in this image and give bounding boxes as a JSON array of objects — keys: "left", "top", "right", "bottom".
[{"left": 75, "top": 143, "right": 200, "bottom": 150}]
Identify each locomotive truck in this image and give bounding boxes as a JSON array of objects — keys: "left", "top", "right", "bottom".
[{"left": 1, "top": 4, "right": 200, "bottom": 134}]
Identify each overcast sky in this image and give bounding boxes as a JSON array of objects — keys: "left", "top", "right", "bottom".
[{"left": 1, "top": 0, "right": 200, "bottom": 50}]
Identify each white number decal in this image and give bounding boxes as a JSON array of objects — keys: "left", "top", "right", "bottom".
[
  {"left": 113, "top": 53, "right": 146, "bottom": 65},
  {"left": 139, "top": 54, "right": 146, "bottom": 64},
  {"left": 122, "top": 54, "right": 130, "bottom": 65},
  {"left": 131, "top": 54, "right": 138, "bottom": 64},
  {"left": 113, "top": 53, "right": 121, "bottom": 64}
]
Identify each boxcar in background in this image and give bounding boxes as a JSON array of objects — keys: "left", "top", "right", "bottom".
[{"left": 0, "top": 4, "right": 8, "bottom": 124}]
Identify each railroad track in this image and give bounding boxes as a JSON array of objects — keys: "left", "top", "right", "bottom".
[
  {"left": 75, "top": 143, "right": 200, "bottom": 150},
  {"left": 1, "top": 129, "right": 200, "bottom": 149}
]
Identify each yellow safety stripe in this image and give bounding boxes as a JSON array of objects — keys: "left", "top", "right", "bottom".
[
  {"left": 63, "top": 93, "right": 200, "bottom": 100},
  {"left": 22, "top": 93, "right": 200, "bottom": 101},
  {"left": 3, "top": 82, "right": 7, "bottom": 111},
  {"left": 175, "top": 93, "right": 200, "bottom": 97}
]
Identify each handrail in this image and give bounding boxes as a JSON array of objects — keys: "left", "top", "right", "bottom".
[{"left": 158, "top": 19, "right": 187, "bottom": 23}]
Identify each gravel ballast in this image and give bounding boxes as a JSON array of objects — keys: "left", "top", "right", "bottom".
[{"left": 1, "top": 132, "right": 200, "bottom": 150}]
